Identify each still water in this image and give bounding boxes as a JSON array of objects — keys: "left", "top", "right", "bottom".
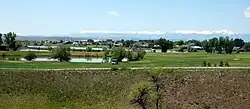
[{"left": 19, "top": 58, "right": 111, "bottom": 63}]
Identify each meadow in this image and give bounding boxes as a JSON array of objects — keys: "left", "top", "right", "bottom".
[
  {"left": 1, "top": 52, "right": 250, "bottom": 68},
  {"left": 0, "top": 69, "right": 250, "bottom": 109}
]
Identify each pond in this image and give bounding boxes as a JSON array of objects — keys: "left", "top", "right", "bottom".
[
  {"left": 19, "top": 49, "right": 49, "bottom": 52},
  {"left": 18, "top": 57, "right": 111, "bottom": 63}
]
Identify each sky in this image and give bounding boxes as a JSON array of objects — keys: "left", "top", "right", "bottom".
[{"left": 0, "top": 0, "right": 250, "bottom": 36}]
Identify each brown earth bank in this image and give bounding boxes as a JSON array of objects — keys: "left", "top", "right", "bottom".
[{"left": 0, "top": 69, "right": 250, "bottom": 109}]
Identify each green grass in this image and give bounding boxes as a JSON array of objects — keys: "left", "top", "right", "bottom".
[{"left": 1, "top": 52, "right": 250, "bottom": 69}]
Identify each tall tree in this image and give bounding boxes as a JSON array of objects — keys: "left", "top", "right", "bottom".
[
  {"left": 112, "top": 46, "right": 126, "bottom": 62},
  {"left": 186, "top": 40, "right": 201, "bottom": 46},
  {"left": 157, "top": 38, "right": 173, "bottom": 52},
  {"left": 224, "top": 37, "right": 234, "bottom": 54},
  {"left": 217, "top": 37, "right": 225, "bottom": 54},
  {"left": 233, "top": 38, "right": 245, "bottom": 48},
  {"left": 243, "top": 42, "right": 250, "bottom": 52},
  {"left": 175, "top": 40, "right": 184, "bottom": 46},
  {"left": 51, "top": 45, "right": 71, "bottom": 62},
  {"left": 4, "top": 32, "right": 21, "bottom": 51},
  {"left": 208, "top": 37, "right": 219, "bottom": 53},
  {"left": 0, "top": 33, "right": 3, "bottom": 45},
  {"left": 202, "top": 40, "right": 212, "bottom": 53}
]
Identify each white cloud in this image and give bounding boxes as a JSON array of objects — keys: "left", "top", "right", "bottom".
[
  {"left": 173, "top": 30, "right": 236, "bottom": 35},
  {"left": 108, "top": 11, "right": 120, "bottom": 17},
  {"left": 80, "top": 30, "right": 165, "bottom": 35},
  {"left": 244, "top": 7, "right": 250, "bottom": 18}
]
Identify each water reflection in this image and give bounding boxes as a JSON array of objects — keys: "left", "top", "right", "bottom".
[{"left": 18, "top": 57, "right": 111, "bottom": 63}]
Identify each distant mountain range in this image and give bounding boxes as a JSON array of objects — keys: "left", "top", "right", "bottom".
[{"left": 17, "top": 32, "right": 250, "bottom": 42}]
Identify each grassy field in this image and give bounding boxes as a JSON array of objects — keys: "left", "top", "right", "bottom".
[
  {"left": 0, "top": 52, "right": 250, "bottom": 68},
  {"left": 0, "top": 69, "right": 250, "bottom": 109}
]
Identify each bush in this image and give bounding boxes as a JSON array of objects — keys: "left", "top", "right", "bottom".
[
  {"left": 24, "top": 52, "right": 37, "bottom": 61},
  {"left": 126, "top": 51, "right": 133, "bottom": 61},
  {"left": 129, "top": 82, "right": 156, "bottom": 109},
  {"left": 203, "top": 61, "right": 207, "bottom": 67},
  {"left": 219, "top": 61, "right": 224, "bottom": 67},
  {"left": 111, "top": 67, "right": 119, "bottom": 71},
  {"left": 207, "top": 62, "right": 211, "bottom": 67},
  {"left": 104, "top": 50, "right": 110, "bottom": 58},
  {"left": 2, "top": 53, "right": 6, "bottom": 57},
  {"left": 51, "top": 45, "right": 71, "bottom": 62},
  {"left": 137, "top": 50, "right": 146, "bottom": 59},
  {"left": 225, "top": 62, "right": 230, "bottom": 67},
  {"left": 86, "top": 47, "right": 92, "bottom": 52},
  {"left": 214, "top": 64, "right": 217, "bottom": 67}
]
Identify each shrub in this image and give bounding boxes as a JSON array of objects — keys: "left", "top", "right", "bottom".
[
  {"left": 2, "top": 53, "right": 5, "bottom": 57},
  {"left": 51, "top": 45, "right": 71, "bottom": 62},
  {"left": 126, "top": 51, "right": 133, "bottom": 61},
  {"left": 207, "top": 62, "right": 211, "bottom": 67},
  {"left": 225, "top": 62, "right": 230, "bottom": 67},
  {"left": 214, "top": 64, "right": 217, "bottom": 67},
  {"left": 86, "top": 47, "right": 92, "bottom": 52},
  {"left": 132, "top": 52, "right": 139, "bottom": 61},
  {"left": 203, "top": 61, "right": 207, "bottom": 67},
  {"left": 219, "top": 61, "right": 224, "bottom": 67},
  {"left": 137, "top": 50, "right": 146, "bottom": 59},
  {"left": 24, "top": 52, "right": 37, "bottom": 61},
  {"left": 129, "top": 82, "right": 156, "bottom": 109},
  {"left": 111, "top": 67, "right": 119, "bottom": 71}
]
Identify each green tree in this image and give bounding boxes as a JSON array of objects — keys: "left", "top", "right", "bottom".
[
  {"left": 233, "top": 38, "right": 245, "bottom": 48},
  {"left": 4, "top": 32, "right": 21, "bottom": 51},
  {"left": 104, "top": 50, "right": 109, "bottom": 58},
  {"left": 224, "top": 37, "right": 234, "bottom": 54},
  {"left": 207, "top": 62, "right": 211, "bottom": 67},
  {"left": 137, "top": 50, "right": 146, "bottom": 59},
  {"left": 24, "top": 51, "right": 37, "bottom": 61},
  {"left": 51, "top": 45, "right": 71, "bottom": 62},
  {"left": 219, "top": 61, "right": 224, "bottom": 67},
  {"left": 186, "top": 40, "right": 201, "bottom": 46},
  {"left": 201, "top": 40, "right": 212, "bottom": 53},
  {"left": 12, "top": 41, "right": 22, "bottom": 51},
  {"left": 243, "top": 42, "right": 250, "bottom": 52},
  {"left": 157, "top": 38, "right": 173, "bottom": 53},
  {"left": 124, "top": 40, "right": 136, "bottom": 47},
  {"left": 208, "top": 37, "right": 218, "bottom": 53},
  {"left": 225, "top": 62, "right": 230, "bottom": 67},
  {"left": 217, "top": 37, "right": 225, "bottom": 54},
  {"left": 175, "top": 40, "right": 184, "bottom": 45},
  {"left": 126, "top": 51, "right": 133, "bottom": 61},
  {"left": 0, "top": 33, "right": 3, "bottom": 45},
  {"left": 203, "top": 61, "right": 207, "bottom": 67},
  {"left": 112, "top": 46, "right": 126, "bottom": 62}
]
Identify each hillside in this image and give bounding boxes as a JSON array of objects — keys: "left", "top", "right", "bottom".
[{"left": 1, "top": 69, "right": 250, "bottom": 109}]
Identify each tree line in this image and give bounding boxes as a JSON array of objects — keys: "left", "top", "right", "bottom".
[
  {"left": 152, "top": 37, "right": 249, "bottom": 54},
  {"left": 1, "top": 32, "right": 250, "bottom": 54}
]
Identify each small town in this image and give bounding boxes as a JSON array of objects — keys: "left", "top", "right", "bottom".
[{"left": 1, "top": 0, "right": 250, "bottom": 109}]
